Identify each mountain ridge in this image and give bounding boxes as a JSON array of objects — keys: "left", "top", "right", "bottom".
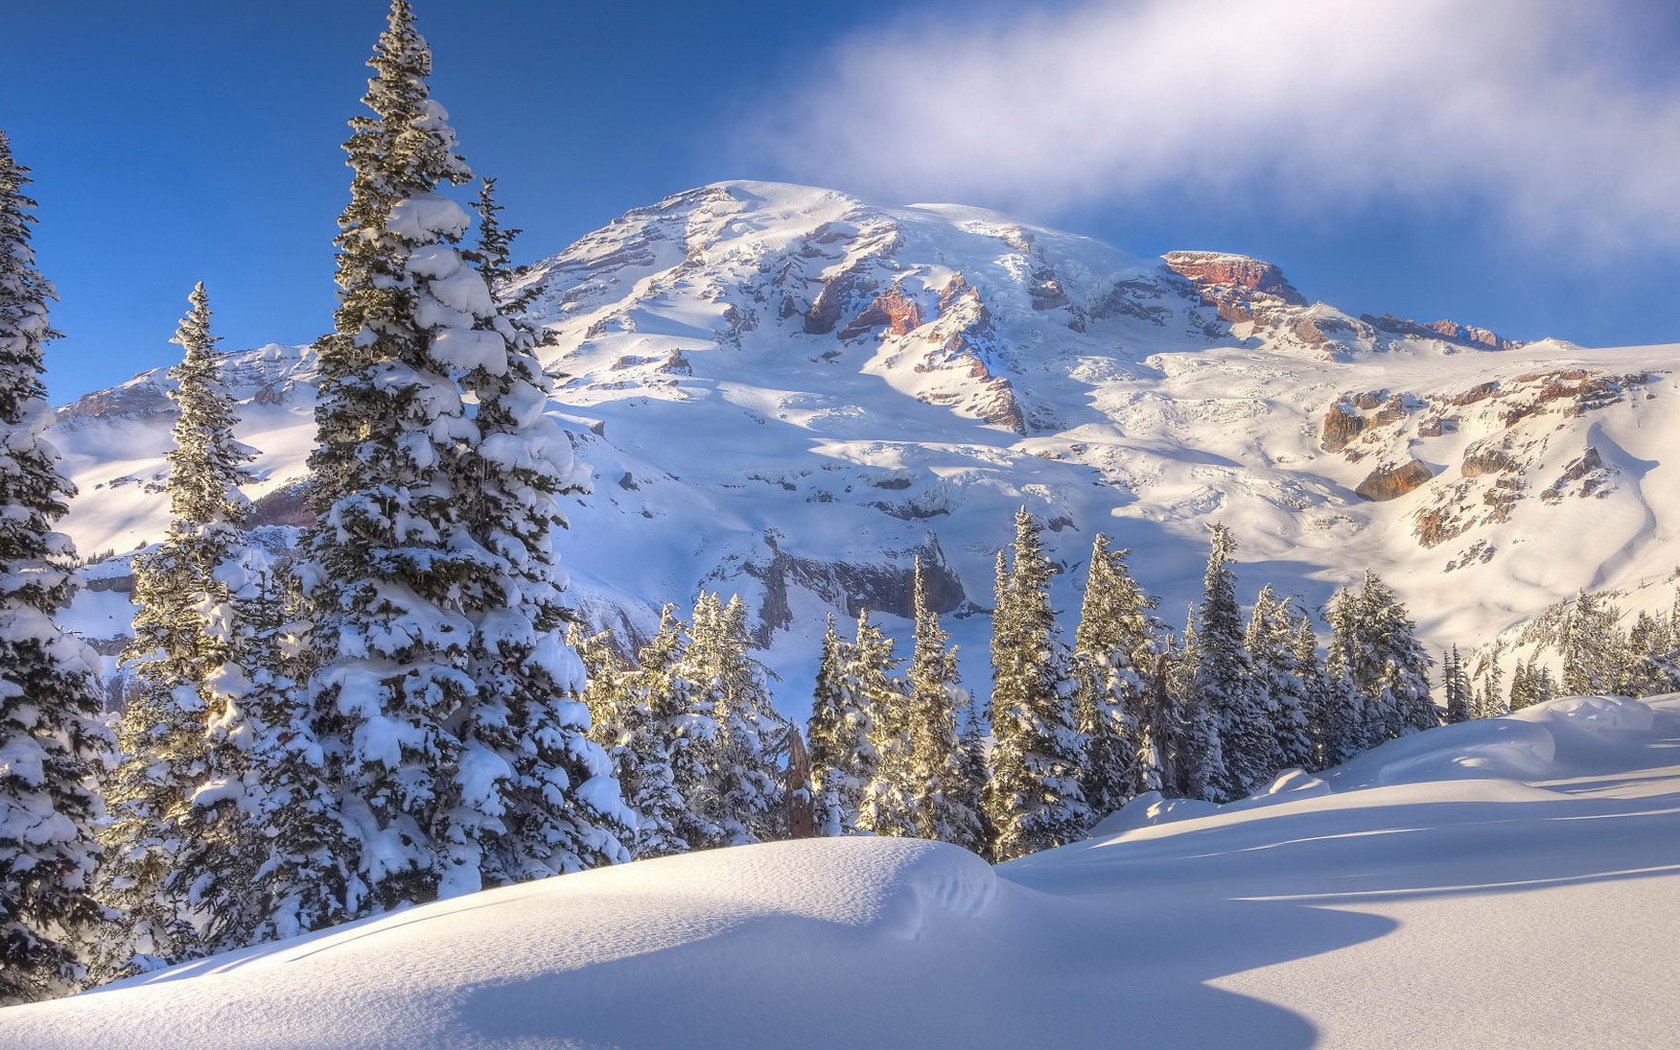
[{"left": 52, "top": 180, "right": 1679, "bottom": 708}]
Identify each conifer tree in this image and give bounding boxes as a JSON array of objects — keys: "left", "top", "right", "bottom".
[
  {"left": 1173, "top": 616, "right": 1225, "bottom": 801},
  {"left": 1322, "top": 588, "right": 1368, "bottom": 767},
  {"left": 1070, "top": 535, "right": 1152, "bottom": 821},
  {"left": 1246, "top": 587, "right": 1314, "bottom": 772},
  {"left": 626, "top": 606, "right": 710, "bottom": 856},
  {"left": 0, "top": 128, "right": 107, "bottom": 1004},
  {"left": 683, "top": 594, "right": 787, "bottom": 845},
  {"left": 807, "top": 614, "right": 871, "bottom": 836},
  {"left": 1443, "top": 646, "right": 1472, "bottom": 724},
  {"left": 224, "top": 565, "right": 352, "bottom": 945},
  {"left": 1623, "top": 610, "right": 1680, "bottom": 697},
  {"left": 1475, "top": 646, "right": 1508, "bottom": 719},
  {"left": 1193, "top": 526, "right": 1266, "bottom": 801},
  {"left": 1290, "top": 615, "right": 1330, "bottom": 770},
  {"left": 852, "top": 609, "right": 914, "bottom": 838},
  {"left": 1508, "top": 659, "right": 1540, "bottom": 710},
  {"left": 1559, "top": 591, "right": 1626, "bottom": 698},
  {"left": 984, "top": 508, "right": 1089, "bottom": 861},
  {"left": 304, "top": 0, "right": 509, "bottom": 912},
  {"left": 1324, "top": 571, "right": 1435, "bottom": 755},
  {"left": 100, "top": 283, "right": 257, "bottom": 975},
  {"left": 455, "top": 175, "right": 630, "bottom": 888},
  {"left": 902, "top": 559, "right": 985, "bottom": 851}
]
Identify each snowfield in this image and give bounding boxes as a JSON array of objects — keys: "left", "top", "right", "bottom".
[{"left": 6, "top": 693, "right": 1677, "bottom": 1048}]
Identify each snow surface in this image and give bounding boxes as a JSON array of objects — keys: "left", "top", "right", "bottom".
[{"left": 6, "top": 693, "right": 1678, "bottom": 1048}]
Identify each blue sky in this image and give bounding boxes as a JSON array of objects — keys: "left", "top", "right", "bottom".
[{"left": 10, "top": 0, "right": 1680, "bottom": 402}]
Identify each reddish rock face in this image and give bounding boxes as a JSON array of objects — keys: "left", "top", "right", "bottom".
[
  {"left": 1162, "top": 250, "right": 1307, "bottom": 305},
  {"left": 1355, "top": 459, "right": 1434, "bottom": 501},
  {"left": 839, "top": 285, "right": 923, "bottom": 340},
  {"left": 1320, "top": 402, "right": 1363, "bottom": 453},
  {"left": 1365, "top": 313, "right": 1518, "bottom": 352}
]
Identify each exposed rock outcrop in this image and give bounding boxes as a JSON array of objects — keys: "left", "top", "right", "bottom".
[{"left": 1355, "top": 459, "right": 1434, "bottom": 501}]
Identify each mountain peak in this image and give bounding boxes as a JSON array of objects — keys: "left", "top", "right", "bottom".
[{"left": 1161, "top": 250, "right": 1307, "bottom": 306}]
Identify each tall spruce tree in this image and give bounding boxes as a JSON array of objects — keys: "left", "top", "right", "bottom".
[
  {"left": 683, "top": 594, "right": 787, "bottom": 846},
  {"left": 1443, "top": 646, "right": 1472, "bottom": 724},
  {"left": 101, "top": 282, "right": 258, "bottom": 974},
  {"left": 1290, "top": 615, "right": 1330, "bottom": 771},
  {"left": 984, "top": 508, "right": 1089, "bottom": 861},
  {"left": 0, "top": 128, "right": 107, "bottom": 1004},
  {"left": 305, "top": 0, "right": 510, "bottom": 912},
  {"left": 455, "top": 175, "right": 630, "bottom": 887},
  {"left": 1246, "top": 587, "right": 1314, "bottom": 773},
  {"left": 1192, "top": 526, "right": 1266, "bottom": 801},
  {"left": 1069, "top": 535, "right": 1152, "bottom": 822},
  {"left": 1324, "top": 571, "right": 1436, "bottom": 756},
  {"left": 853, "top": 609, "right": 914, "bottom": 838},
  {"left": 902, "top": 559, "right": 985, "bottom": 851},
  {"left": 1321, "top": 587, "right": 1368, "bottom": 767},
  {"left": 1174, "top": 616, "right": 1225, "bottom": 801},
  {"left": 807, "top": 614, "right": 872, "bottom": 836},
  {"left": 629, "top": 606, "right": 715, "bottom": 855}
]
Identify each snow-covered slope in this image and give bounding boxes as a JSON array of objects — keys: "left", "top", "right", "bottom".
[
  {"left": 5, "top": 692, "right": 1677, "bottom": 1048},
  {"left": 51, "top": 181, "right": 1680, "bottom": 705}
]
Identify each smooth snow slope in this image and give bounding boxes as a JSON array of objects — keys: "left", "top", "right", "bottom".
[{"left": 6, "top": 694, "right": 1678, "bottom": 1049}]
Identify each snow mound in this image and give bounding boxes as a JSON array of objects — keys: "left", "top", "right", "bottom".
[
  {"left": 6, "top": 696, "right": 1680, "bottom": 1048},
  {"left": 1088, "top": 790, "right": 1219, "bottom": 838}
]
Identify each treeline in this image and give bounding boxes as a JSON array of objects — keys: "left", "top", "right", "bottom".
[
  {"left": 574, "top": 511, "right": 1443, "bottom": 865},
  {"left": 1455, "top": 587, "right": 1680, "bottom": 717}
]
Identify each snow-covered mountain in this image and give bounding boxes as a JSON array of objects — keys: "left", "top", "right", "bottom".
[
  {"left": 7, "top": 692, "right": 1678, "bottom": 1048},
  {"left": 52, "top": 181, "right": 1679, "bottom": 705}
]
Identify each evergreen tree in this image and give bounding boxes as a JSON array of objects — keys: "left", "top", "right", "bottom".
[
  {"left": 1246, "top": 588, "right": 1314, "bottom": 773},
  {"left": 854, "top": 608, "right": 914, "bottom": 838},
  {"left": 0, "top": 128, "right": 107, "bottom": 1004},
  {"left": 1559, "top": 591, "right": 1626, "bottom": 697},
  {"left": 902, "top": 559, "right": 985, "bottom": 852},
  {"left": 455, "top": 175, "right": 630, "bottom": 889},
  {"left": 225, "top": 564, "right": 352, "bottom": 945},
  {"left": 683, "top": 594, "right": 787, "bottom": 846},
  {"left": 1443, "top": 646, "right": 1472, "bottom": 724},
  {"left": 983, "top": 508, "right": 1089, "bottom": 861},
  {"left": 1623, "top": 610, "right": 1680, "bottom": 697},
  {"left": 1324, "top": 571, "right": 1435, "bottom": 757},
  {"left": 100, "top": 283, "right": 257, "bottom": 975},
  {"left": 304, "top": 0, "right": 502, "bottom": 912},
  {"left": 1475, "top": 646, "right": 1508, "bottom": 719},
  {"left": 1069, "top": 535, "right": 1152, "bottom": 821},
  {"left": 1322, "top": 587, "right": 1368, "bottom": 767},
  {"left": 1173, "top": 616, "right": 1225, "bottom": 802},
  {"left": 629, "top": 606, "right": 714, "bottom": 856},
  {"left": 1509, "top": 659, "right": 1541, "bottom": 710},
  {"left": 807, "top": 614, "right": 871, "bottom": 836},
  {"left": 1290, "top": 615, "right": 1331, "bottom": 771},
  {"left": 1193, "top": 526, "right": 1264, "bottom": 801}
]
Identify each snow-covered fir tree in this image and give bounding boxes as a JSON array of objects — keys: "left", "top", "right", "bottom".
[
  {"left": 984, "top": 508, "right": 1089, "bottom": 861},
  {"left": 1325, "top": 571, "right": 1436, "bottom": 753},
  {"left": 1192, "top": 526, "right": 1268, "bottom": 802},
  {"left": 303, "top": 0, "right": 515, "bottom": 912},
  {"left": 854, "top": 608, "right": 914, "bottom": 838},
  {"left": 1290, "top": 615, "right": 1331, "bottom": 770},
  {"left": 1443, "top": 646, "right": 1472, "bottom": 724},
  {"left": 454, "top": 174, "right": 630, "bottom": 888},
  {"left": 1173, "top": 615, "right": 1226, "bottom": 801},
  {"left": 0, "top": 128, "right": 107, "bottom": 1004},
  {"left": 626, "top": 607, "right": 712, "bottom": 856},
  {"left": 1321, "top": 587, "right": 1368, "bottom": 767},
  {"left": 1623, "top": 610, "right": 1680, "bottom": 697},
  {"left": 1245, "top": 587, "right": 1314, "bottom": 773},
  {"left": 1473, "top": 645, "right": 1508, "bottom": 720},
  {"left": 1559, "top": 591, "right": 1626, "bottom": 698},
  {"left": 807, "top": 614, "right": 871, "bottom": 836},
  {"left": 1069, "top": 534, "right": 1153, "bottom": 822},
  {"left": 101, "top": 282, "right": 258, "bottom": 975},
  {"left": 901, "top": 559, "right": 985, "bottom": 852},
  {"left": 682, "top": 594, "right": 787, "bottom": 846},
  {"left": 221, "top": 563, "right": 352, "bottom": 946}
]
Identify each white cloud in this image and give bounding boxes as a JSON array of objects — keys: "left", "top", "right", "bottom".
[{"left": 754, "top": 0, "right": 1680, "bottom": 249}]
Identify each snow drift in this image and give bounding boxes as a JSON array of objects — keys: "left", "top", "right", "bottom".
[{"left": 6, "top": 693, "right": 1679, "bottom": 1048}]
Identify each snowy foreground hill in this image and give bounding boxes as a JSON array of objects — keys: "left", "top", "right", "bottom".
[
  {"left": 5, "top": 692, "right": 1677, "bottom": 1048},
  {"left": 52, "top": 181, "right": 1680, "bottom": 701}
]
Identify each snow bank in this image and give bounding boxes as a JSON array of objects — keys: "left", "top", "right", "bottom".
[{"left": 5, "top": 696, "right": 1679, "bottom": 1048}]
